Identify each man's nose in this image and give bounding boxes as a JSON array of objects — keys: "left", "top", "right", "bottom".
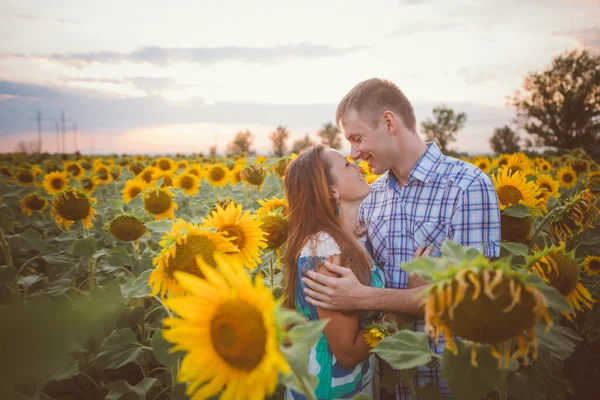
[{"left": 350, "top": 144, "right": 361, "bottom": 160}]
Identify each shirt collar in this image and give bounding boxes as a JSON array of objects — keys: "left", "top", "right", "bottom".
[{"left": 386, "top": 142, "right": 444, "bottom": 188}]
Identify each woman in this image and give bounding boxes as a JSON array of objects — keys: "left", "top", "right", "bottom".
[{"left": 283, "top": 144, "right": 383, "bottom": 400}]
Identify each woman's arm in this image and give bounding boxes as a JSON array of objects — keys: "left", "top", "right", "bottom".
[{"left": 315, "top": 254, "right": 371, "bottom": 370}]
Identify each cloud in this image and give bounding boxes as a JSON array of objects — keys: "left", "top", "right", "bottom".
[
  {"left": 386, "top": 20, "right": 463, "bottom": 37},
  {"left": 552, "top": 27, "right": 600, "bottom": 51},
  {"left": 1, "top": 43, "right": 370, "bottom": 68},
  {"left": 14, "top": 14, "right": 79, "bottom": 25}
]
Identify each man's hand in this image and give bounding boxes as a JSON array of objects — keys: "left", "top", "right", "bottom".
[
  {"left": 301, "top": 260, "right": 369, "bottom": 311},
  {"left": 407, "top": 243, "right": 435, "bottom": 289}
]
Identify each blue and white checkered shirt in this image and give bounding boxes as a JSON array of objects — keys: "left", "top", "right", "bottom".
[{"left": 359, "top": 142, "right": 501, "bottom": 399}]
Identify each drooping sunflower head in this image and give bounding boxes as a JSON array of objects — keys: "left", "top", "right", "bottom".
[
  {"left": 202, "top": 202, "right": 267, "bottom": 270},
  {"left": 162, "top": 254, "right": 290, "bottom": 399},
  {"left": 63, "top": 161, "right": 85, "bottom": 179},
  {"left": 528, "top": 244, "right": 595, "bottom": 321},
  {"left": 121, "top": 178, "right": 146, "bottom": 203},
  {"left": 43, "top": 171, "right": 70, "bottom": 195},
  {"left": 155, "top": 156, "right": 176, "bottom": 172},
  {"left": 583, "top": 255, "right": 600, "bottom": 276},
  {"left": 569, "top": 159, "right": 590, "bottom": 175},
  {"left": 492, "top": 168, "right": 542, "bottom": 210},
  {"left": 472, "top": 157, "right": 491, "bottom": 174},
  {"left": 257, "top": 196, "right": 288, "bottom": 216},
  {"left": 50, "top": 188, "right": 97, "bottom": 230},
  {"left": 241, "top": 165, "right": 267, "bottom": 189},
  {"left": 108, "top": 214, "right": 147, "bottom": 241},
  {"left": 0, "top": 165, "right": 13, "bottom": 180},
  {"left": 587, "top": 171, "right": 600, "bottom": 198},
  {"left": 272, "top": 157, "right": 289, "bottom": 178},
  {"left": 535, "top": 174, "right": 561, "bottom": 213},
  {"left": 149, "top": 220, "right": 238, "bottom": 297},
  {"left": 20, "top": 193, "right": 48, "bottom": 216},
  {"left": 500, "top": 215, "right": 533, "bottom": 244},
  {"left": 175, "top": 173, "right": 200, "bottom": 196},
  {"left": 143, "top": 187, "right": 178, "bottom": 221},
  {"left": 407, "top": 244, "right": 552, "bottom": 368},
  {"left": 15, "top": 168, "right": 36, "bottom": 186},
  {"left": 259, "top": 210, "right": 290, "bottom": 250},
  {"left": 205, "top": 164, "right": 230, "bottom": 187},
  {"left": 556, "top": 165, "right": 577, "bottom": 188},
  {"left": 549, "top": 189, "right": 600, "bottom": 241}
]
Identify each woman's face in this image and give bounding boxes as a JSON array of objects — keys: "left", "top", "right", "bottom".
[{"left": 324, "top": 149, "right": 372, "bottom": 203}]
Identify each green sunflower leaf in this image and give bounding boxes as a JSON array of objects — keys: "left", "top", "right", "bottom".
[
  {"left": 502, "top": 204, "right": 531, "bottom": 218},
  {"left": 371, "top": 330, "right": 434, "bottom": 370}
]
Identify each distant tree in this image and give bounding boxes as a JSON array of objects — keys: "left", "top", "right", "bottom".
[
  {"left": 270, "top": 126, "right": 290, "bottom": 157},
  {"left": 511, "top": 49, "right": 600, "bottom": 160},
  {"left": 318, "top": 122, "right": 342, "bottom": 150},
  {"left": 227, "top": 130, "right": 255, "bottom": 155},
  {"left": 15, "top": 140, "right": 39, "bottom": 154},
  {"left": 291, "top": 134, "right": 315, "bottom": 154},
  {"left": 489, "top": 125, "right": 521, "bottom": 154},
  {"left": 421, "top": 105, "right": 467, "bottom": 153},
  {"left": 209, "top": 146, "right": 217, "bottom": 157}
]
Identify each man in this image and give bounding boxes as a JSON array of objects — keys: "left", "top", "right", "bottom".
[{"left": 301, "top": 78, "right": 501, "bottom": 398}]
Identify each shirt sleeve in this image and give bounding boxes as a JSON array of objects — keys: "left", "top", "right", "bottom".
[{"left": 449, "top": 176, "right": 501, "bottom": 257}]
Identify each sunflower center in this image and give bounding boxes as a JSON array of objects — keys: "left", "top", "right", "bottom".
[
  {"left": 562, "top": 173, "right": 574, "bottom": 184},
  {"left": 541, "top": 165, "right": 549, "bottom": 172},
  {"left": 67, "top": 164, "right": 81, "bottom": 176},
  {"left": 179, "top": 176, "right": 195, "bottom": 190},
  {"left": 144, "top": 191, "right": 172, "bottom": 214},
  {"left": 261, "top": 215, "right": 290, "bottom": 249},
  {"left": 56, "top": 192, "right": 91, "bottom": 221},
  {"left": 25, "top": 195, "right": 45, "bottom": 211},
  {"left": 128, "top": 186, "right": 142, "bottom": 199},
  {"left": 588, "top": 259, "right": 600, "bottom": 272},
  {"left": 497, "top": 185, "right": 523, "bottom": 206},
  {"left": 167, "top": 235, "right": 218, "bottom": 279},
  {"left": 210, "top": 167, "right": 225, "bottom": 181},
  {"left": 158, "top": 160, "right": 171, "bottom": 171},
  {"left": 545, "top": 253, "right": 580, "bottom": 296},
  {"left": 188, "top": 168, "right": 200, "bottom": 177},
  {"left": 110, "top": 216, "right": 146, "bottom": 241},
  {"left": 210, "top": 299, "right": 267, "bottom": 371},
  {"left": 507, "top": 165, "right": 522, "bottom": 175},
  {"left": 500, "top": 215, "right": 533, "bottom": 244},
  {"left": 540, "top": 183, "right": 552, "bottom": 192},
  {"left": 17, "top": 170, "right": 34, "bottom": 184},
  {"left": 220, "top": 224, "right": 246, "bottom": 248},
  {"left": 51, "top": 177, "right": 65, "bottom": 190}
]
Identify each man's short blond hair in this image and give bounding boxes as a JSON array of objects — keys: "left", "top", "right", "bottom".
[{"left": 335, "top": 78, "right": 416, "bottom": 132}]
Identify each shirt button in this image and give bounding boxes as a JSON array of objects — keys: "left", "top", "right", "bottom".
[
  {"left": 401, "top": 230, "right": 406, "bottom": 234},
  {"left": 400, "top": 260, "right": 405, "bottom": 264},
  {"left": 401, "top": 201, "right": 406, "bottom": 206}
]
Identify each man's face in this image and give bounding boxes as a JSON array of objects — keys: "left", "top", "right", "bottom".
[{"left": 341, "top": 108, "right": 390, "bottom": 175}]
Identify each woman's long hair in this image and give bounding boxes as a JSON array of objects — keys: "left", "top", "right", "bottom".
[{"left": 283, "top": 144, "right": 372, "bottom": 309}]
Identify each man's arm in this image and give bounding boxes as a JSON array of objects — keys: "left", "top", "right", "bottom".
[
  {"left": 450, "top": 175, "right": 501, "bottom": 257},
  {"left": 302, "top": 245, "right": 434, "bottom": 314}
]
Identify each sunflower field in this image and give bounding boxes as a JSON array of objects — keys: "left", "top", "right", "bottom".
[{"left": 0, "top": 148, "right": 599, "bottom": 400}]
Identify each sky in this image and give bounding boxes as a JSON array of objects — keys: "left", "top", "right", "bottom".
[{"left": 0, "top": 0, "right": 598, "bottom": 155}]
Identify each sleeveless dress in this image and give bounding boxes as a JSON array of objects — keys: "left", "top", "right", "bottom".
[{"left": 285, "top": 232, "right": 384, "bottom": 400}]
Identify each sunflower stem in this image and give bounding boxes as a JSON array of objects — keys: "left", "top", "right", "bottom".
[
  {"left": 132, "top": 240, "right": 140, "bottom": 259},
  {"left": 0, "top": 228, "right": 20, "bottom": 303},
  {"left": 292, "top": 370, "right": 317, "bottom": 400},
  {"left": 89, "top": 258, "right": 96, "bottom": 290},
  {"left": 527, "top": 206, "right": 563, "bottom": 254},
  {"left": 269, "top": 258, "right": 274, "bottom": 289}
]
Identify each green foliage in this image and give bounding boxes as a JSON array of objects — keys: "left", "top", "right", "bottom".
[
  {"left": 93, "top": 328, "right": 151, "bottom": 370},
  {"left": 372, "top": 330, "right": 436, "bottom": 370},
  {"left": 490, "top": 125, "right": 521, "bottom": 154},
  {"left": 421, "top": 105, "right": 467, "bottom": 153}
]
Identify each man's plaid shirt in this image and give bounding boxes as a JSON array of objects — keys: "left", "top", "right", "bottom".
[{"left": 359, "top": 142, "right": 501, "bottom": 399}]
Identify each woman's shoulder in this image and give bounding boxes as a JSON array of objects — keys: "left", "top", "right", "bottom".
[{"left": 299, "top": 231, "right": 341, "bottom": 258}]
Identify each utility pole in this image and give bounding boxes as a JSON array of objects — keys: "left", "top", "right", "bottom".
[
  {"left": 59, "top": 111, "right": 73, "bottom": 154},
  {"left": 55, "top": 122, "right": 60, "bottom": 154},
  {"left": 72, "top": 123, "right": 78, "bottom": 154},
  {"left": 29, "top": 110, "right": 54, "bottom": 153}
]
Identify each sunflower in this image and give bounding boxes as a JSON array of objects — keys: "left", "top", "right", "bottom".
[
  {"left": 15, "top": 168, "right": 36, "bottom": 186},
  {"left": 79, "top": 178, "right": 97, "bottom": 196},
  {"left": 143, "top": 187, "right": 178, "bottom": 221},
  {"left": 63, "top": 161, "right": 85, "bottom": 180},
  {"left": 0, "top": 166, "right": 13, "bottom": 180},
  {"left": 205, "top": 164, "right": 230, "bottom": 187},
  {"left": 94, "top": 164, "right": 113, "bottom": 185},
  {"left": 139, "top": 166, "right": 157, "bottom": 184},
  {"left": 128, "top": 161, "right": 145, "bottom": 176},
  {"left": 155, "top": 156, "right": 176, "bottom": 172},
  {"left": 42, "top": 171, "right": 69, "bottom": 195},
  {"left": 162, "top": 254, "right": 290, "bottom": 399},
  {"left": 418, "top": 250, "right": 551, "bottom": 368},
  {"left": 569, "top": 159, "right": 590, "bottom": 175},
  {"left": 108, "top": 214, "right": 147, "bottom": 241},
  {"left": 537, "top": 160, "right": 552, "bottom": 174},
  {"left": 149, "top": 220, "right": 238, "bottom": 297},
  {"left": 535, "top": 174, "right": 561, "bottom": 213},
  {"left": 549, "top": 189, "right": 600, "bottom": 241},
  {"left": 272, "top": 157, "right": 289, "bottom": 178},
  {"left": 364, "top": 327, "right": 386, "bottom": 348},
  {"left": 50, "top": 188, "right": 97, "bottom": 230},
  {"left": 257, "top": 196, "right": 288, "bottom": 216},
  {"left": 122, "top": 178, "right": 146, "bottom": 203},
  {"left": 184, "top": 164, "right": 204, "bottom": 179},
  {"left": 20, "top": 193, "right": 48, "bottom": 216},
  {"left": 255, "top": 155, "right": 267, "bottom": 164},
  {"left": 583, "top": 255, "right": 600, "bottom": 276},
  {"left": 259, "top": 210, "right": 289, "bottom": 250},
  {"left": 556, "top": 165, "right": 577, "bottom": 188},
  {"left": 202, "top": 202, "right": 267, "bottom": 270},
  {"left": 176, "top": 160, "right": 189, "bottom": 171},
  {"left": 500, "top": 215, "right": 533, "bottom": 244},
  {"left": 230, "top": 165, "right": 243, "bottom": 185},
  {"left": 472, "top": 157, "right": 491, "bottom": 174},
  {"left": 152, "top": 170, "right": 175, "bottom": 187},
  {"left": 365, "top": 174, "right": 383, "bottom": 184},
  {"left": 241, "top": 165, "right": 266, "bottom": 190},
  {"left": 529, "top": 244, "right": 595, "bottom": 320},
  {"left": 492, "top": 154, "right": 511, "bottom": 170},
  {"left": 492, "top": 168, "right": 542, "bottom": 210},
  {"left": 504, "top": 153, "right": 533, "bottom": 177},
  {"left": 175, "top": 173, "right": 201, "bottom": 196}
]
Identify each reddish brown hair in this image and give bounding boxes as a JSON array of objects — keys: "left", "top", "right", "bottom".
[
  {"left": 335, "top": 78, "right": 416, "bottom": 132},
  {"left": 283, "top": 144, "right": 372, "bottom": 309}
]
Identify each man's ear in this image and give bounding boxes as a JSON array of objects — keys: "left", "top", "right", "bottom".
[{"left": 383, "top": 111, "right": 397, "bottom": 134}]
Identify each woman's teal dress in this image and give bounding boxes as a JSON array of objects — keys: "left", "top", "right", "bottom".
[{"left": 285, "top": 232, "right": 384, "bottom": 400}]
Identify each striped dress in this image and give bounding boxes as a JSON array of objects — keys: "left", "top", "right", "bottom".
[{"left": 285, "top": 232, "right": 384, "bottom": 400}]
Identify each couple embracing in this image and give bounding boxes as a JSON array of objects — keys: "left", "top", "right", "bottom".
[{"left": 282, "top": 78, "right": 502, "bottom": 400}]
